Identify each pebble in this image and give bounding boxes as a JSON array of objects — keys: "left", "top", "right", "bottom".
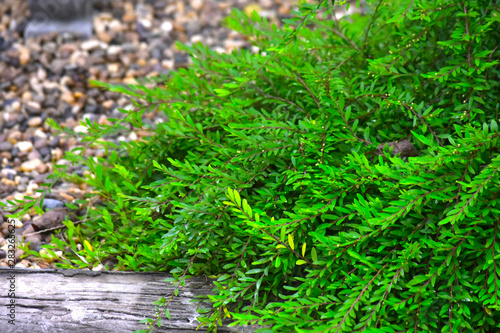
[
  {"left": 25, "top": 236, "right": 42, "bottom": 251},
  {"left": 81, "top": 39, "right": 101, "bottom": 51},
  {"left": 27, "top": 150, "right": 41, "bottom": 160},
  {"left": 42, "top": 199, "right": 65, "bottom": 210},
  {"left": 24, "top": 100, "right": 42, "bottom": 114},
  {"left": 5, "top": 99, "right": 21, "bottom": 113},
  {"left": 28, "top": 117, "right": 42, "bottom": 127},
  {"left": 7, "top": 130, "right": 22, "bottom": 143},
  {"left": 0, "top": 142, "right": 13, "bottom": 152},
  {"left": 107, "top": 45, "right": 122, "bottom": 57},
  {"left": 72, "top": 125, "right": 88, "bottom": 134},
  {"left": 16, "top": 141, "right": 33, "bottom": 152},
  {"left": 160, "top": 21, "right": 173, "bottom": 34},
  {"left": 20, "top": 159, "right": 47, "bottom": 173},
  {"left": 0, "top": 168, "right": 16, "bottom": 178},
  {"left": 18, "top": 46, "right": 30, "bottom": 66}
]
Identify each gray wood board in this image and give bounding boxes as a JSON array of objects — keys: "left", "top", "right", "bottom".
[{"left": 0, "top": 268, "right": 254, "bottom": 332}]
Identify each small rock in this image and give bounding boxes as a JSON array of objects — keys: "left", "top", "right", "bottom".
[
  {"left": 107, "top": 45, "right": 122, "bottom": 57},
  {"left": 58, "top": 43, "right": 78, "bottom": 58},
  {"left": 61, "top": 92, "right": 75, "bottom": 104},
  {"left": 37, "top": 67, "right": 47, "bottom": 81},
  {"left": 5, "top": 99, "right": 22, "bottom": 113},
  {"left": 92, "top": 263, "right": 106, "bottom": 271},
  {"left": 107, "top": 63, "right": 120, "bottom": 73},
  {"left": 34, "top": 139, "right": 48, "bottom": 150},
  {"left": 27, "top": 149, "right": 41, "bottom": 160},
  {"left": 28, "top": 117, "right": 42, "bottom": 127},
  {"left": 42, "top": 199, "right": 65, "bottom": 211},
  {"left": 20, "top": 159, "right": 47, "bottom": 173},
  {"left": 16, "top": 141, "right": 33, "bottom": 152},
  {"left": 225, "top": 39, "right": 246, "bottom": 53},
  {"left": 13, "top": 74, "right": 28, "bottom": 87},
  {"left": 32, "top": 208, "right": 67, "bottom": 231},
  {"left": 74, "top": 125, "right": 88, "bottom": 134},
  {"left": 0, "top": 168, "right": 16, "bottom": 178},
  {"left": 122, "top": 12, "right": 136, "bottom": 23},
  {"left": 15, "top": 249, "right": 24, "bottom": 261},
  {"left": 34, "top": 129, "right": 48, "bottom": 140},
  {"left": 375, "top": 139, "right": 417, "bottom": 158},
  {"left": 7, "top": 130, "right": 22, "bottom": 144},
  {"left": 84, "top": 104, "right": 100, "bottom": 114},
  {"left": 24, "top": 100, "right": 42, "bottom": 114},
  {"left": 190, "top": 0, "right": 204, "bottom": 10},
  {"left": 22, "top": 225, "right": 35, "bottom": 236},
  {"left": 21, "top": 91, "right": 32, "bottom": 101},
  {"left": 0, "top": 142, "right": 13, "bottom": 152},
  {"left": 278, "top": 3, "right": 291, "bottom": 15},
  {"left": 42, "top": 42, "right": 57, "bottom": 54},
  {"left": 81, "top": 39, "right": 101, "bottom": 51},
  {"left": 58, "top": 192, "right": 75, "bottom": 202},
  {"left": 51, "top": 148, "right": 64, "bottom": 161},
  {"left": 25, "top": 236, "right": 42, "bottom": 251},
  {"left": 160, "top": 21, "right": 173, "bottom": 34},
  {"left": 18, "top": 46, "right": 30, "bottom": 66}
]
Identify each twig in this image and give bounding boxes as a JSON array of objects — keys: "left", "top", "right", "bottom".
[
  {"left": 463, "top": 2, "right": 472, "bottom": 67},
  {"left": 332, "top": 27, "right": 363, "bottom": 54},
  {"left": 401, "top": 102, "right": 443, "bottom": 147},
  {"left": 296, "top": 74, "right": 321, "bottom": 116},
  {"left": 363, "top": 0, "right": 384, "bottom": 51}
]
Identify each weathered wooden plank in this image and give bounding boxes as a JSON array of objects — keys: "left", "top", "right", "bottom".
[{"left": 0, "top": 268, "right": 250, "bottom": 332}]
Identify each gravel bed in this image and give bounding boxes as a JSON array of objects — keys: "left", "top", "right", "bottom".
[{"left": 0, "top": 0, "right": 299, "bottom": 269}]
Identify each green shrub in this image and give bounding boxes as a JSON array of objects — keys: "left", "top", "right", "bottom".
[{"left": 21, "top": 0, "right": 500, "bottom": 331}]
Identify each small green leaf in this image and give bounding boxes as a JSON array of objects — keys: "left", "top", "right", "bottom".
[
  {"left": 234, "top": 190, "right": 241, "bottom": 207},
  {"left": 214, "top": 89, "right": 231, "bottom": 96},
  {"left": 288, "top": 234, "right": 295, "bottom": 250},
  {"left": 165, "top": 308, "right": 171, "bottom": 320},
  {"left": 311, "top": 247, "right": 318, "bottom": 262}
]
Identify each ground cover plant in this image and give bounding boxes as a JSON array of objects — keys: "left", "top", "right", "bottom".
[{"left": 13, "top": 0, "right": 500, "bottom": 331}]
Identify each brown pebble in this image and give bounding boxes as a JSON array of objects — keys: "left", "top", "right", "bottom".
[
  {"left": 20, "top": 159, "right": 46, "bottom": 173},
  {"left": 25, "top": 236, "right": 42, "bottom": 250},
  {"left": 15, "top": 249, "right": 25, "bottom": 261},
  {"left": 28, "top": 117, "right": 43, "bottom": 127},
  {"left": 32, "top": 208, "right": 68, "bottom": 231},
  {"left": 58, "top": 192, "right": 75, "bottom": 202},
  {"left": 7, "top": 130, "right": 23, "bottom": 144},
  {"left": 19, "top": 46, "right": 30, "bottom": 66},
  {"left": 22, "top": 225, "right": 36, "bottom": 236}
]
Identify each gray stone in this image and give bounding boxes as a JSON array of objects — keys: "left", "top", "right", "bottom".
[
  {"left": 25, "top": 236, "right": 43, "bottom": 251},
  {"left": 0, "top": 142, "right": 13, "bottom": 152},
  {"left": 375, "top": 139, "right": 417, "bottom": 158},
  {"left": 42, "top": 198, "right": 65, "bottom": 211}
]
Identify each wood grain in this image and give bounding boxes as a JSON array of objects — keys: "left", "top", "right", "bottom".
[{"left": 0, "top": 268, "right": 255, "bottom": 332}]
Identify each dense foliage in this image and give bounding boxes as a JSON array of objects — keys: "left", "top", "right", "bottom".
[{"left": 17, "top": 0, "right": 500, "bottom": 331}]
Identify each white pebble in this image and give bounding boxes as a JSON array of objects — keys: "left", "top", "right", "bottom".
[
  {"left": 81, "top": 39, "right": 101, "bottom": 51},
  {"left": 160, "top": 21, "right": 173, "bottom": 33},
  {"left": 74, "top": 125, "right": 89, "bottom": 134},
  {"left": 16, "top": 141, "right": 33, "bottom": 152}
]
